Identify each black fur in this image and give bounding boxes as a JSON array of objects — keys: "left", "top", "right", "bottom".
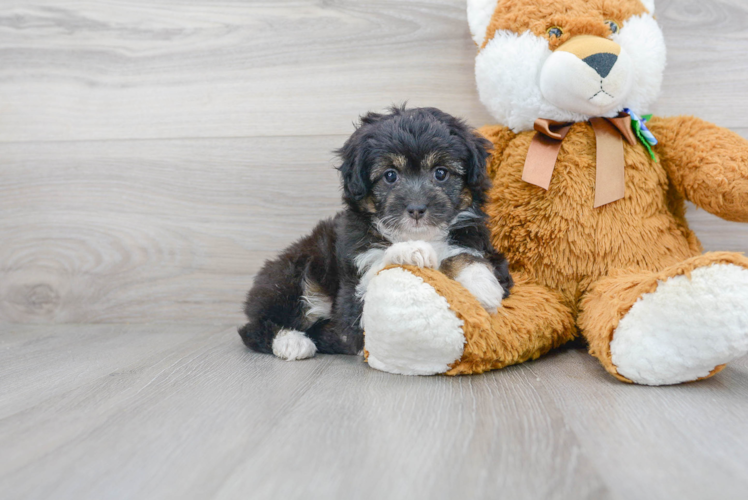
[{"left": 239, "top": 106, "right": 513, "bottom": 358}]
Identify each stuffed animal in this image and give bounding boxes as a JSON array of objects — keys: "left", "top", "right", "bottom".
[{"left": 362, "top": 0, "right": 748, "bottom": 385}]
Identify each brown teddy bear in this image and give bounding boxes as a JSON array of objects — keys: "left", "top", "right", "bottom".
[{"left": 362, "top": 0, "right": 748, "bottom": 385}]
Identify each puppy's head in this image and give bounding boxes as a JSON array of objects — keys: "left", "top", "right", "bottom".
[{"left": 337, "top": 106, "right": 491, "bottom": 242}]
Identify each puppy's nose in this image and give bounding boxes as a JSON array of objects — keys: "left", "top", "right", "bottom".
[
  {"left": 583, "top": 53, "right": 618, "bottom": 78},
  {"left": 406, "top": 204, "right": 427, "bottom": 221}
]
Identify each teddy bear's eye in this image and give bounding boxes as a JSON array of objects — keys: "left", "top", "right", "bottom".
[
  {"left": 547, "top": 26, "right": 564, "bottom": 39},
  {"left": 605, "top": 20, "right": 620, "bottom": 34}
]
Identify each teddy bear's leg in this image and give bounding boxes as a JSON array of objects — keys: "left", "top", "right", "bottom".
[
  {"left": 362, "top": 266, "right": 575, "bottom": 375},
  {"left": 579, "top": 252, "right": 748, "bottom": 385}
]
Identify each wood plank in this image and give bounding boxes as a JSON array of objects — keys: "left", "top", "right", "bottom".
[
  {"left": 0, "top": 0, "right": 492, "bottom": 142},
  {"left": 653, "top": 0, "right": 748, "bottom": 126},
  {"left": 3, "top": 325, "right": 747, "bottom": 499},
  {"left": 0, "top": 324, "right": 217, "bottom": 419},
  {"left": 1, "top": 0, "right": 747, "bottom": 143},
  {"left": 214, "top": 359, "right": 609, "bottom": 500},
  {"left": 1, "top": 136, "right": 747, "bottom": 324},
  {"left": 0, "top": 325, "right": 335, "bottom": 500},
  {"left": 532, "top": 349, "right": 748, "bottom": 500},
  {"left": 0, "top": 324, "right": 610, "bottom": 500},
  {"left": 0, "top": 136, "right": 344, "bottom": 323}
]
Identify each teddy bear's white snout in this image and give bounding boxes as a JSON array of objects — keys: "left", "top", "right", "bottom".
[{"left": 539, "top": 40, "right": 634, "bottom": 117}]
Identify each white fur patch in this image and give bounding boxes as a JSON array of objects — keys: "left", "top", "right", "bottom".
[
  {"left": 610, "top": 264, "right": 748, "bottom": 386},
  {"left": 476, "top": 30, "right": 558, "bottom": 133},
  {"left": 475, "top": 13, "right": 666, "bottom": 132},
  {"left": 363, "top": 268, "right": 465, "bottom": 375},
  {"left": 355, "top": 247, "right": 388, "bottom": 299},
  {"left": 272, "top": 329, "right": 317, "bottom": 361},
  {"left": 455, "top": 262, "right": 504, "bottom": 313},
  {"left": 612, "top": 14, "right": 666, "bottom": 117},
  {"left": 467, "top": 0, "right": 500, "bottom": 46},
  {"left": 301, "top": 279, "right": 333, "bottom": 322}
]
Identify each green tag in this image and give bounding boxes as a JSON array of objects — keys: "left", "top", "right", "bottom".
[{"left": 632, "top": 115, "right": 657, "bottom": 161}]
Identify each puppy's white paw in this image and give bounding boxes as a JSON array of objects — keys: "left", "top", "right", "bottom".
[
  {"left": 272, "top": 329, "right": 317, "bottom": 361},
  {"left": 455, "top": 263, "right": 504, "bottom": 313},
  {"left": 383, "top": 241, "right": 439, "bottom": 268}
]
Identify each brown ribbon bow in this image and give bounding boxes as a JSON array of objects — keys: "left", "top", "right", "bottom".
[{"left": 521, "top": 113, "right": 637, "bottom": 208}]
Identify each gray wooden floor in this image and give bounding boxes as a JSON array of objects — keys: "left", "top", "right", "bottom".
[
  {"left": 0, "top": 325, "right": 748, "bottom": 500},
  {"left": 2, "top": 0, "right": 748, "bottom": 499},
  {"left": 1, "top": 324, "right": 748, "bottom": 500}
]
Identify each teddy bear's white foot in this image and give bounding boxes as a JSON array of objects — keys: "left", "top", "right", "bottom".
[
  {"left": 610, "top": 264, "right": 748, "bottom": 385},
  {"left": 362, "top": 267, "right": 465, "bottom": 375}
]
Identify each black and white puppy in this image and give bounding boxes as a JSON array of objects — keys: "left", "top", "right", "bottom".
[{"left": 239, "top": 107, "right": 513, "bottom": 360}]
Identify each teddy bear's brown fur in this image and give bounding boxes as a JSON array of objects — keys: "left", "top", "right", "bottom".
[
  {"left": 362, "top": 0, "right": 748, "bottom": 383},
  {"left": 393, "top": 117, "right": 748, "bottom": 381}
]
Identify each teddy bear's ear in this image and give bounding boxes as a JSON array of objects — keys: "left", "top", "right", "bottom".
[
  {"left": 640, "top": 0, "right": 655, "bottom": 14},
  {"left": 467, "top": 0, "right": 499, "bottom": 47}
]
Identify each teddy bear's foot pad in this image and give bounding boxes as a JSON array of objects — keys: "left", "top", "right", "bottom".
[
  {"left": 363, "top": 267, "right": 465, "bottom": 375},
  {"left": 610, "top": 264, "right": 748, "bottom": 385}
]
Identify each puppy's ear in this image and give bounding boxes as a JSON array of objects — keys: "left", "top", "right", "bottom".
[
  {"left": 463, "top": 130, "right": 492, "bottom": 188},
  {"left": 336, "top": 131, "right": 369, "bottom": 202},
  {"left": 420, "top": 108, "right": 492, "bottom": 188},
  {"left": 448, "top": 117, "right": 492, "bottom": 189},
  {"left": 337, "top": 110, "right": 395, "bottom": 202}
]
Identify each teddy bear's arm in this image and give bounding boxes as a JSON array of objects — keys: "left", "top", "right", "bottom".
[
  {"left": 478, "top": 125, "right": 517, "bottom": 178},
  {"left": 647, "top": 116, "right": 748, "bottom": 223}
]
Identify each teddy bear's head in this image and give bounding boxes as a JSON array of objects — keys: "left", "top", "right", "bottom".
[{"left": 468, "top": 0, "right": 665, "bottom": 132}]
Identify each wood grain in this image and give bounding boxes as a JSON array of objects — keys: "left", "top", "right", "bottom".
[
  {"left": 1, "top": 0, "right": 748, "bottom": 324},
  {"left": 0, "top": 0, "right": 746, "bottom": 142},
  {"left": 1, "top": 324, "right": 746, "bottom": 499},
  {"left": 1, "top": 138, "right": 746, "bottom": 324},
  {"left": 533, "top": 349, "right": 748, "bottom": 500},
  {"left": 0, "top": 0, "right": 492, "bottom": 142},
  {"left": 215, "top": 352, "right": 606, "bottom": 500},
  {"left": 0, "top": 136, "right": 344, "bottom": 323}
]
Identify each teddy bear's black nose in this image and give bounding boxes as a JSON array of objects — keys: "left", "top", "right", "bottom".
[{"left": 583, "top": 52, "right": 618, "bottom": 78}]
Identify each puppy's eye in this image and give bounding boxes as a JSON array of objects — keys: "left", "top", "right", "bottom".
[
  {"left": 433, "top": 167, "right": 449, "bottom": 182},
  {"left": 547, "top": 26, "right": 563, "bottom": 39},
  {"left": 605, "top": 20, "right": 620, "bottom": 34},
  {"left": 383, "top": 169, "right": 398, "bottom": 184}
]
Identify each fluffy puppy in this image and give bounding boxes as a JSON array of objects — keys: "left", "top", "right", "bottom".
[{"left": 239, "top": 107, "right": 513, "bottom": 361}]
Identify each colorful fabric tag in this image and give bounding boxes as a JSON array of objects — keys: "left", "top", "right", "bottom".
[{"left": 624, "top": 108, "right": 658, "bottom": 161}]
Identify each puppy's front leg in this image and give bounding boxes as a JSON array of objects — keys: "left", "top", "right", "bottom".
[
  {"left": 441, "top": 254, "right": 505, "bottom": 313},
  {"left": 311, "top": 280, "right": 364, "bottom": 355},
  {"left": 383, "top": 241, "right": 439, "bottom": 268}
]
